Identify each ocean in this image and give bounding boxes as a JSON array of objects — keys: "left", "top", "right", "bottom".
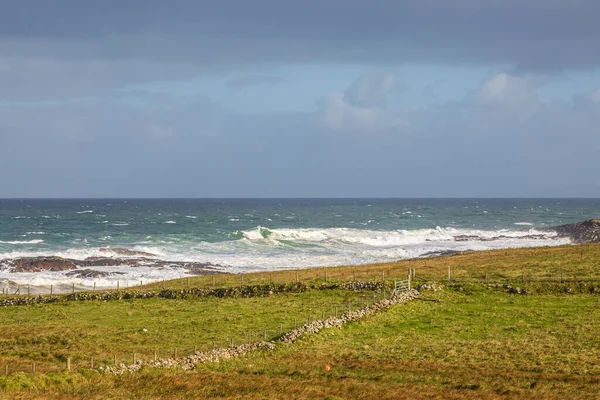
[{"left": 1, "top": 198, "right": 598, "bottom": 291}]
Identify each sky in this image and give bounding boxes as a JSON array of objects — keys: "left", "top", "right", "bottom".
[{"left": 1, "top": 0, "right": 599, "bottom": 198}]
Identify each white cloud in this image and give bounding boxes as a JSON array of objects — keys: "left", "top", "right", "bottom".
[
  {"left": 318, "top": 72, "right": 405, "bottom": 131},
  {"left": 343, "top": 72, "right": 400, "bottom": 107},
  {"left": 472, "top": 72, "right": 542, "bottom": 119}
]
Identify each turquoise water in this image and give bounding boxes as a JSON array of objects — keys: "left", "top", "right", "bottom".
[{"left": 0, "top": 198, "right": 598, "bottom": 289}]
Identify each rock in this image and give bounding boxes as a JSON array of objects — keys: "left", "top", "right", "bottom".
[
  {"left": 420, "top": 250, "right": 464, "bottom": 257},
  {"left": 99, "top": 248, "right": 157, "bottom": 257},
  {"left": 80, "top": 257, "right": 146, "bottom": 267},
  {"left": 552, "top": 218, "right": 600, "bottom": 243},
  {"left": 65, "top": 269, "right": 123, "bottom": 278},
  {"left": 417, "top": 283, "right": 443, "bottom": 292},
  {"left": 12, "top": 257, "right": 76, "bottom": 272}
]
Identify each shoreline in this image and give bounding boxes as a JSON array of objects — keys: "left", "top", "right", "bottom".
[{"left": 1, "top": 241, "right": 590, "bottom": 295}]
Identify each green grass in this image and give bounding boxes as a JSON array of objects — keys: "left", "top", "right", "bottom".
[
  {"left": 3, "top": 244, "right": 600, "bottom": 399},
  {"left": 0, "top": 288, "right": 375, "bottom": 374}
]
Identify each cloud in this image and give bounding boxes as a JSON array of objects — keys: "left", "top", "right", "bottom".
[
  {"left": 343, "top": 72, "right": 400, "bottom": 107},
  {"left": 318, "top": 72, "right": 405, "bottom": 130},
  {"left": 1, "top": 70, "right": 600, "bottom": 197},
  {"left": 225, "top": 74, "right": 284, "bottom": 90},
  {"left": 0, "top": 1, "right": 599, "bottom": 100},
  {"left": 471, "top": 73, "right": 543, "bottom": 120}
]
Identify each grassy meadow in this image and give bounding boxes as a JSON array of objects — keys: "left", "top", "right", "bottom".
[{"left": 2, "top": 243, "right": 600, "bottom": 399}]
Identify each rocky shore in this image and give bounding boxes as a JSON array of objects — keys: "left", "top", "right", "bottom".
[
  {"left": 552, "top": 218, "right": 600, "bottom": 243},
  {"left": 0, "top": 254, "right": 222, "bottom": 276}
]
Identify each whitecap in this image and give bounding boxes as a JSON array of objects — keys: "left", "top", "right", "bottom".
[
  {"left": 164, "top": 221, "right": 177, "bottom": 224},
  {"left": 0, "top": 239, "right": 44, "bottom": 244},
  {"left": 513, "top": 222, "right": 533, "bottom": 226},
  {"left": 76, "top": 210, "right": 94, "bottom": 214}
]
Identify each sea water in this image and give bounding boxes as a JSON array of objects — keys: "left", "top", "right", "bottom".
[{"left": 1, "top": 198, "right": 598, "bottom": 290}]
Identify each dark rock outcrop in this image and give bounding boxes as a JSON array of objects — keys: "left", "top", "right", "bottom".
[
  {"left": 552, "top": 218, "right": 600, "bottom": 243},
  {"left": 2, "top": 255, "right": 223, "bottom": 275},
  {"left": 12, "top": 257, "right": 77, "bottom": 272},
  {"left": 65, "top": 269, "right": 124, "bottom": 278},
  {"left": 99, "top": 248, "right": 157, "bottom": 257}
]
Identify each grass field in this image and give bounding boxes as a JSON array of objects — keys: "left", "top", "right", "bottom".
[{"left": 2, "top": 244, "right": 600, "bottom": 399}]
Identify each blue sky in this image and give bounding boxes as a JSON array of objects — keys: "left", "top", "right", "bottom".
[{"left": 1, "top": 0, "right": 599, "bottom": 197}]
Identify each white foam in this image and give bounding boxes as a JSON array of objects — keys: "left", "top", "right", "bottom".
[
  {"left": 25, "top": 232, "right": 46, "bottom": 235},
  {"left": 76, "top": 210, "right": 94, "bottom": 214},
  {"left": 514, "top": 222, "right": 533, "bottom": 226},
  {"left": 164, "top": 221, "right": 177, "bottom": 224},
  {"left": 112, "top": 223, "right": 129, "bottom": 226},
  {"left": 185, "top": 216, "right": 197, "bottom": 219},
  {"left": 0, "top": 239, "right": 44, "bottom": 244},
  {"left": 0, "top": 225, "right": 571, "bottom": 289}
]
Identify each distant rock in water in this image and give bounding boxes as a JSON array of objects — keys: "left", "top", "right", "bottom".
[
  {"left": 12, "top": 257, "right": 77, "bottom": 272},
  {"left": 552, "top": 218, "right": 600, "bottom": 243},
  {"left": 99, "top": 248, "right": 157, "bottom": 257},
  {"left": 420, "top": 250, "right": 465, "bottom": 257},
  {"left": 66, "top": 269, "right": 124, "bottom": 278},
  {"left": 1, "top": 255, "right": 224, "bottom": 275}
]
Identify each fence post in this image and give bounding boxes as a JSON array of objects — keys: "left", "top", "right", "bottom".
[
  {"left": 194, "top": 344, "right": 197, "bottom": 354},
  {"left": 241, "top": 275, "right": 244, "bottom": 287},
  {"left": 93, "top": 282, "right": 96, "bottom": 292},
  {"left": 154, "top": 349, "right": 157, "bottom": 361},
  {"left": 72, "top": 283, "right": 75, "bottom": 293},
  {"left": 324, "top": 271, "right": 327, "bottom": 281},
  {"left": 90, "top": 358, "right": 94, "bottom": 369},
  {"left": 27, "top": 286, "right": 30, "bottom": 295},
  {"left": 133, "top": 353, "right": 136, "bottom": 364},
  {"left": 264, "top": 328, "right": 267, "bottom": 341},
  {"left": 50, "top": 285, "right": 53, "bottom": 295},
  {"left": 174, "top": 348, "right": 177, "bottom": 358},
  {"left": 296, "top": 270, "right": 299, "bottom": 283},
  {"left": 117, "top": 281, "right": 120, "bottom": 291},
  {"left": 114, "top": 354, "right": 117, "bottom": 364},
  {"left": 66, "top": 358, "right": 71, "bottom": 371},
  {"left": 5, "top": 365, "right": 7, "bottom": 375},
  {"left": 212, "top": 275, "right": 215, "bottom": 287},
  {"left": 447, "top": 266, "right": 451, "bottom": 283},
  {"left": 32, "top": 363, "right": 35, "bottom": 373}
]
